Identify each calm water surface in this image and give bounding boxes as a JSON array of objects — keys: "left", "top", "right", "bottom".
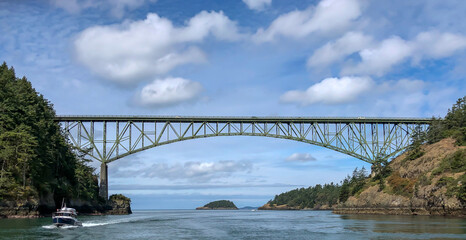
[{"left": 0, "top": 210, "right": 464, "bottom": 239}]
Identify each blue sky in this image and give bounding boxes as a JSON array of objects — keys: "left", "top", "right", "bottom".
[{"left": 1, "top": 0, "right": 465, "bottom": 209}]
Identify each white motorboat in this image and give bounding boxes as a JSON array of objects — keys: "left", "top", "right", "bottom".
[{"left": 52, "top": 201, "right": 82, "bottom": 227}]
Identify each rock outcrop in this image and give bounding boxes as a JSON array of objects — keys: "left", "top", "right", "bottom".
[{"left": 105, "top": 194, "right": 132, "bottom": 215}]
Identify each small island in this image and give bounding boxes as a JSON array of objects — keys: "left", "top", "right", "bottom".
[{"left": 196, "top": 200, "right": 238, "bottom": 210}]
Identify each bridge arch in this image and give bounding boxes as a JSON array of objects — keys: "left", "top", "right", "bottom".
[{"left": 55, "top": 115, "right": 431, "bottom": 199}]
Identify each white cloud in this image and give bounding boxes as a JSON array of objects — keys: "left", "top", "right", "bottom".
[
  {"left": 343, "top": 36, "right": 412, "bottom": 76},
  {"left": 280, "top": 76, "right": 459, "bottom": 118},
  {"left": 133, "top": 77, "right": 203, "bottom": 107},
  {"left": 413, "top": 31, "right": 466, "bottom": 60},
  {"left": 341, "top": 31, "right": 466, "bottom": 76},
  {"left": 243, "top": 0, "right": 272, "bottom": 11},
  {"left": 307, "top": 31, "right": 373, "bottom": 67},
  {"left": 280, "top": 76, "right": 373, "bottom": 105},
  {"left": 50, "top": 0, "right": 156, "bottom": 18},
  {"left": 74, "top": 11, "right": 241, "bottom": 84},
  {"left": 113, "top": 160, "right": 253, "bottom": 182},
  {"left": 253, "top": 0, "right": 362, "bottom": 42},
  {"left": 286, "top": 153, "right": 316, "bottom": 162}
]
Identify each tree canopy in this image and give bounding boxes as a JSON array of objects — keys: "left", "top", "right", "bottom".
[{"left": 0, "top": 62, "right": 100, "bottom": 205}]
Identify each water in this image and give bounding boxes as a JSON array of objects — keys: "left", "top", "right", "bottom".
[{"left": 0, "top": 210, "right": 465, "bottom": 239}]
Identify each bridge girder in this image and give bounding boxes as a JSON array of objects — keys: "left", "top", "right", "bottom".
[
  {"left": 55, "top": 115, "right": 431, "bottom": 199},
  {"left": 56, "top": 115, "right": 431, "bottom": 164}
]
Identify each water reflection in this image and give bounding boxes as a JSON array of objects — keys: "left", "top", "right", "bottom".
[{"left": 340, "top": 214, "right": 466, "bottom": 235}]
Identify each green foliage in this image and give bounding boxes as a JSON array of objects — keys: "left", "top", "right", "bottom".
[
  {"left": 436, "top": 176, "right": 455, "bottom": 188},
  {"left": 338, "top": 179, "right": 350, "bottom": 203},
  {"left": 386, "top": 172, "right": 415, "bottom": 197},
  {"left": 203, "top": 200, "right": 236, "bottom": 209},
  {"left": 426, "top": 96, "right": 466, "bottom": 146},
  {"left": 350, "top": 167, "right": 368, "bottom": 195},
  {"left": 269, "top": 183, "right": 341, "bottom": 208},
  {"left": 436, "top": 175, "right": 465, "bottom": 203},
  {"left": 109, "top": 194, "right": 131, "bottom": 203},
  {"left": 456, "top": 174, "right": 466, "bottom": 204},
  {"left": 432, "top": 149, "right": 466, "bottom": 176},
  {"left": 371, "top": 157, "right": 392, "bottom": 191},
  {"left": 338, "top": 167, "right": 368, "bottom": 202},
  {"left": 405, "top": 125, "right": 426, "bottom": 161},
  {"left": 0, "top": 62, "right": 100, "bottom": 204},
  {"left": 268, "top": 167, "right": 368, "bottom": 208},
  {"left": 417, "top": 175, "right": 431, "bottom": 186}
]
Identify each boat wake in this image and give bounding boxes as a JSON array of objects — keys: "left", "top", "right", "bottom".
[
  {"left": 42, "top": 225, "right": 78, "bottom": 229},
  {"left": 42, "top": 214, "right": 156, "bottom": 229},
  {"left": 82, "top": 215, "right": 154, "bottom": 228}
]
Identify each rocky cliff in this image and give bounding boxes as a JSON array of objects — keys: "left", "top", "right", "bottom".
[
  {"left": 334, "top": 138, "right": 465, "bottom": 217},
  {"left": 105, "top": 194, "right": 132, "bottom": 215},
  {"left": 0, "top": 194, "right": 132, "bottom": 218}
]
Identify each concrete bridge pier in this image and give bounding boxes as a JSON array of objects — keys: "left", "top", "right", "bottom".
[{"left": 99, "top": 162, "right": 108, "bottom": 200}]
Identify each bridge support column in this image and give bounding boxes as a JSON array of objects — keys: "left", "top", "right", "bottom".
[{"left": 99, "top": 162, "right": 108, "bottom": 200}]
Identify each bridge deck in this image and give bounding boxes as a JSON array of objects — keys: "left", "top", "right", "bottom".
[{"left": 55, "top": 115, "right": 433, "bottom": 124}]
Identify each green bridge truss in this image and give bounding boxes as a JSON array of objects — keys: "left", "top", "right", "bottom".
[{"left": 55, "top": 115, "right": 432, "bottom": 199}]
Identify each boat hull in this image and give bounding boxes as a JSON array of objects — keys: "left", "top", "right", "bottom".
[{"left": 53, "top": 217, "right": 82, "bottom": 227}]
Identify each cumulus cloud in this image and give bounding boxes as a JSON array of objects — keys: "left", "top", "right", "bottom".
[
  {"left": 50, "top": 0, "right": 156, "bottom": 18},
  {"left": 113, "top": 160, "right": 253, "bottom": 182},
  {"left": 243, "top": 0, "right": 272, "bottom": 11},
  {"left": 343, "top": 36, "right": 412, "bottom": 76},
  {"left": 280, "top": 76, "right": 374, "bottom": 105},
  {"left": 413, "top": 31, "right": 466, "bottom": 60},
  {"left": 341, "top": 31, "right": 466, "bottom": 76},
  {"left": 253, "top": 0, "right": 362, "bottom": 42},
  {"left": 74, "top": 11, "right": 242, "bottom": 84},
  {"left": 133, "top": 77, "right": 203, "bottom": 107},
  {"left": 280, "top": 76, "right": 457, "bottom": 117},
  {"left": 307, "top": 31, "right": 373, "bottom": 67},
  {"left": 286, "top": 153, "right": 316, "bottom": 162}
]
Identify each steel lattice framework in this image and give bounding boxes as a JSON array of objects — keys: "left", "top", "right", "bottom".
[
  {"left": 55, "top": 115, "right": 431, "bottom": 199},
  {"left": 56, "top": 115, "right": 431, "bottom": 163}
]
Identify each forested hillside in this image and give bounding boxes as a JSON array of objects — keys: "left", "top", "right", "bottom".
[
  {"left": 0, "top": 62, "right": 101, "bottom": 212},
  {"left": 259, "top": 168, "right": 367, "bottom": 210}
]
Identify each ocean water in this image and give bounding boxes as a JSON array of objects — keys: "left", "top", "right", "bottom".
[{"left": 0, "top": 210, "right": 465, "bottom": 239}]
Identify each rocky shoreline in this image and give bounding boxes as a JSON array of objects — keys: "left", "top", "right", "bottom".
[
  {"left": 258, "top": 203, "right": 333, "bottom": 210},
  {"left": 195, "top": 207, "right": 238, "bottom": 210},
  {"left": 333, "top": 207, "right": 465, "bottom": 216},
  {"left": 0, "top": 194, "right": 132, "bottom": 218}
]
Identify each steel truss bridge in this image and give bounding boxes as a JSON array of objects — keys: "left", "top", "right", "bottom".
[{"left": 55, "top": 115, "right": 432, "bottom": 199}]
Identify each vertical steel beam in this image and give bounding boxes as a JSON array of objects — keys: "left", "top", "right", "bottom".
[
  {"left": 129, "top": 121, "right": 132, "bottom": 151},
  {"left": 90, "top": 121, "right": 94, "bottom": 155},
  {"left": 77, "top": 121, "right": 82, "bottom": 147},
  {"left": 103, "top": 121, "right": 107, "bottom": 161},
  {"left": 116, "top": 121, "right": 119, "bottom": 157}
]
